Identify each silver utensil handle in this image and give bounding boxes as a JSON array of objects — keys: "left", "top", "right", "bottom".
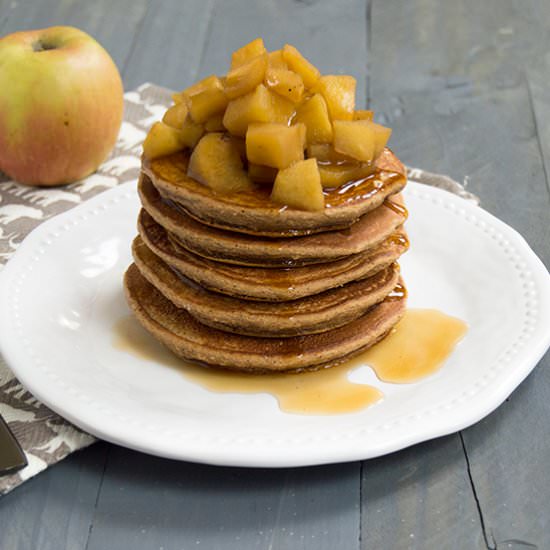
[{"left": 0, "top": 413, "right": 27, "bottom": 476}]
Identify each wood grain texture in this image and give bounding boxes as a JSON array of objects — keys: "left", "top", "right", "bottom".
[
  {"left": 368, "top": 0, "right": 550, "bottom": 548},
  {"left": 369, "top": 0, "right": 550, "bottom": 250},
  {"left": 86, "top": 446, "right": 360, "bottom": 550},
  {"left": 0, "top": 443, "right": 109, "bottom": 550},
  {"left": 121, "top": 0, "right": 216, "bottom": 91},
  {"left": 361, "top": 436, "right": 487, "bottom": 549}
]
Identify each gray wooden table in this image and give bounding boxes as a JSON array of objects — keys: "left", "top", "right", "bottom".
[{"left": 1, "top": 1, "right": 549, "bottom": 548}]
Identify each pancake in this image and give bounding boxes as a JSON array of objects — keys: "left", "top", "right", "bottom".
[
  {"left": 132, "top": 236, "right": 401, "bottom": 337},
  {"left": 124, "top": 263, "right": 407, "bottom": 372},
  {"left": 138, "top": 209, "right": 409, "bottom": 301},
  {"left": 142, "top": 147, "right": 406, "bottom": 237},
  {"left": 139, "top": 173, "right": 408, "bottom": 267}
]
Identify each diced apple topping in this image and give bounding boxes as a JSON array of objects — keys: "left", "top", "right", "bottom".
[
  {"left": 294, "top": 93, "right": 333, "bottom": 144},
  {"left": 267, "top": 49, "right": 287, "bottom": 70},
  {"left": 223, "top": 84, "right": 272, "bottom": 137},
  {"left": 248, "top": 163, "right": 278, "bottom": 184},
  {"left": 179, "top": 117, "right": 204, "bottom": 148},
  {"left": 307, "top": 143, "right": 354, "bottom": 164},
  {"left": 223, "top": 84, "right": 294, "bottom": 137},
  {"left": 282, "top": 44, "right": 320, "bottom": 88},
  {"left": 143, "top": 39, "right": 393, "bottom": 209},
  {"left": 265, "top": 67, "right": 304, "bottom": 103},
  {"left": 317, "top": 162, "right": 375, "bottom": 188},
  {"left": 204, "top": 113, "right": 225, "bottom": 132},
  {"left": 183, "top": 75, "right": 228, "bottom": 123},
  {"left": 143, "top": 122, "right": 184, "bottom": 160},
  {"left": 313, "top": 75, "right": 356, "bottom": 121},
  {"left": 271, "top": 158, "right": 324, "bottom": 211},
  {"left": 246, "top": 122, "right": 305, "bottom": 169},
  {"left": 353, "top": 109, "right": 374, "bottom": 121},
  {"left": 365, "top": 120, "right": 392, "bottom": 158},
  {"left": 162, "top": 102, "right": 189, "bottom": 129},
  {"left": 333, "top": 120, "right": 391, "bottom": 162},
  {"left": 231, "top": 38, "right": 267, "bottom": 69},
  {"left": 225, "top": 53, "right": 268, "bottom": 99},
  {"left": 188, "top": 133, "right": 254, "bottom": 193},
  {"left": 269, "top": 91, "right": 295, "bottom": 123}
]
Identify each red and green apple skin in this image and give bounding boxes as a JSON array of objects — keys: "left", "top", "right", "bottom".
[{"left": 0, "top": 26, "right": 124, "bottom": 186}]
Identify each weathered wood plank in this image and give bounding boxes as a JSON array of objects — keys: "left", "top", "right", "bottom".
[
  {"left": 453, "top": 52, "right": 550, "bottom": 550},
  {"left": 369, "top": 0, "right": 550, "bottom": 251},
  {"left": 0, "top": 443, "right": 109, "bottom": 550},
  {"left": 0, "top": 0, "right": 149, "bottom": 71},
  {"left": 86, "top": 446, "right": 360, "bottom": 550},
  {"left": 367, "top": 0, "right": 550, "bottom": 547},
  {"left": 361, "top": 436, "right": 487, "bottom": 549},
  {"left": 527, "top": 57, "right": 550, "bottom": 202},
  {"left": 121, "top": 0, "right": 217, "bottom": 91}
]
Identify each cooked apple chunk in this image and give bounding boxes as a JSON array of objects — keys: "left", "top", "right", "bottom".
[
  {"left": 248, "top": 163, "right": 278, "bottom": 183},
  {"left": 143, "top": 122, "right": 184, "bottom": 160},
  {"left": 366, "top": 120, "right": 392, "bottom": 158},
  {"left": 179, "top": 117, "right": 204, "bottom": 148},
  {"left": 171, "top": 91, "right": 185, "bottom": 104},
  {"left": 313, "top": 75, "right": 356, "bottom": 121},
  {"left": 269, "top": 91, "right": 295, "bottom": 124},
  {"left": 162, "top": 102, "right": 189, "bottom": 129},
  {"left": 246, "top": 122, "right": 305, "bottom": 169},
  {"left": 317, "top": 162, "right": 375, "bottom": 188},
  {"left": 271, "top": 158, "right": 324, "bottom": 211},
  {"left": 223, "top": 84, "right": 293, "bottom": 137},
  {"left": 282, "top": 44, "right": 320, "bottom": 88},
  {"left": 225, "top": 53, "right": 268, "bottom": 99},
  {"left": 183, "top": 75, "right": 228, "bottom": 123},
  {"left": 188, "top": 133, "right": 254, "bottom": 193},
  {"left": 307, "top": 143, "right": 354, "bottom": 163},
  {"left": 265, "top": 67, "right": 304, "bottom": 103},
  {"left": 294, "top": 93, "right": 333, "bottom": 144},
  {"left": 333, "top": 120, "right": 391, "bottom": 162},
  {"left": 204, "top": 113, "right": 225, "bottom": 132},
  {"left": 267, "top": 49, "right": 287, "bottom": 70},
  {"left": 353, "top": 109, "right": 374, "bottom": 121},
  {"left": 231, "top": 38, "right": 267, "bottom": 69}
]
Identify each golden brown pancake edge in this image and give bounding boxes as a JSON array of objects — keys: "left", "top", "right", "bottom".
[
  {"left": 124, "top": 263, "right": 407, "bottom": 373},
  {"left": 132, "top": 235, "right": 402, "bottom": 337},
  {"left": 137, "top": 209, "right": 409, "bottom": 301},
  {"left": 138, "top": 172, "right": 407, "bottom": 267}
]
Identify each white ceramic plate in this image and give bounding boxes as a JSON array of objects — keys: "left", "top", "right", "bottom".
[{"left": 1, "top": 182, "right": 549, "bottom": 467}]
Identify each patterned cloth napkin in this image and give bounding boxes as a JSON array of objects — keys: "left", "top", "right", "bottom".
[{"left": 0, "top": 83, "right": 479, "bottom": 495}]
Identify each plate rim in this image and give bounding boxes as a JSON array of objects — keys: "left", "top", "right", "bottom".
[{"left": 1, "top": 181, "right": 549, "bottom": 467}]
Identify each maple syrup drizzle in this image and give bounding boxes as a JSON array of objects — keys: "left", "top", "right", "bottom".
[
  {"left": 383, "top": 198, "right": 408, "bottom": 218},
  {"left": 357, "top": 309, "right": 468, "bottom": 383},
  {"left": 113, "top": 308, "right": 467, "bottom": 415}
]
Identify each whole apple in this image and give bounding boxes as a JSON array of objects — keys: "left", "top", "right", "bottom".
[{"left": 0, "top": 26, "right": 124, "bottom": 186}]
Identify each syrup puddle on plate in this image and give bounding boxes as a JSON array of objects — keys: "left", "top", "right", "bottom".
[{"left": 113, "top": 309, "right": 467, "bottom": 415}]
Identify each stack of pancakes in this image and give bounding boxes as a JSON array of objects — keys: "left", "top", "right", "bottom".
[{"left": 124, "top": 148, "right": 409, "bottom": 372}]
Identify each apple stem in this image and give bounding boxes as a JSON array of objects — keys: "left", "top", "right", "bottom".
[{"left": 32, "top": 40, "right": 56, "bottom": 52}]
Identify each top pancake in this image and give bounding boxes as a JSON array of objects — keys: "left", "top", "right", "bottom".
[
  {"left": 141, "top": 147, "right": 407, "bottom": 237},
  {"left": 139, "top": 173, "right": 408, "bottom": 267}
]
